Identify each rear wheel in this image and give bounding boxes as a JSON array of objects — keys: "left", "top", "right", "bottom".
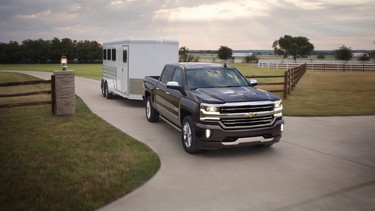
[
  {"left": 146, "top": 97, "right": 159, "bottom": 122},
  {"left": 181, "top": 116, "right": 200, "bottom": 154}
]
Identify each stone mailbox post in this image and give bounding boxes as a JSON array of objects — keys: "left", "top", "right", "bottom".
[{"left": 52, "top": 70, "right": 75, "bottom": 115}]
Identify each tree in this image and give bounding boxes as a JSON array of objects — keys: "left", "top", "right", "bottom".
[
  {"left": 245, "top": 54, "right": 258, "bottom": 63},
  {"left": 358, "top": 54, "right": 370, "bottom": 61},
  {"left": 316, "top": 52, "right": 325, "bottom": 59},
  {"left": 0, "top": 38, "right": 102, "bottom": 64},
  {"left": 179, "top": 46, "right": 189, "bottom": 62},
  {"left": 334, "top": 45, "right": 353, "bottom": 61},
  {"left": 272, "top": 35, "right": 314, "bottom": 60},
  {"left": 217, "top": 46, "right": 233, "bottom": 60}
]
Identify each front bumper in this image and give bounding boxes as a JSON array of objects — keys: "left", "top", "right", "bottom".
[{"left": 194, "top": 118, "right": 284, "bottom": 149}]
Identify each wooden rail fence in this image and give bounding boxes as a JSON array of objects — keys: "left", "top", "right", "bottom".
[
  {"left": 245, "top": 64, "right": 306, "bottom": 99},
  {"left": 0, "top": 76, "right": 55, "bottom": 112}
]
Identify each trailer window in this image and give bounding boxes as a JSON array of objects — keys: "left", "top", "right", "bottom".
[
  {"left": 107, "top": 49, "right": 111, "bottom": 60},
  {"left": 123, "top": 50, "right": 127, "bottom": 63},
  {"left": 112, "top": 49, "right": 116, "bottom": 61},
  {"left": 103, "top": 49, "right": 107, "bottom": 60}
]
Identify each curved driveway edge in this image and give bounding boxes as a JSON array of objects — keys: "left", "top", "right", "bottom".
[{"left": 5, "top": 71, "right": 375, "bottom": 211}]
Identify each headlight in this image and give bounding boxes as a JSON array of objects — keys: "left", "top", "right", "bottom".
[
  {"left": 200, "top": 104, "right": 220, "bottom": 113},
  {"left": 274, "top": 100, "right": 283, "bottom": 109}
]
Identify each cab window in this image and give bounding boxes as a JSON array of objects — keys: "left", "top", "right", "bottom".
[{"left": 160, "top": 66, "right": 175, "bottom": 84}]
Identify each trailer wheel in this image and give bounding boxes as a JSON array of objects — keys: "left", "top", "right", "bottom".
[
  {"left": 105, "top": 83, "right": 113, "bottom": 99},
  {"left": 101, "top": 80, "right": 107, "bottom": 97},
  {"left": 146, "top": 97, "right": 159, "bottom": 122},
  {"left": 181, "top": 116, "right": 200, "bottom": 154}
]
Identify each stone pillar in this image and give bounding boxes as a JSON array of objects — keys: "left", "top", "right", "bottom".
[{"left": 53, "top": 70, "right": 75, "bottom": 115}]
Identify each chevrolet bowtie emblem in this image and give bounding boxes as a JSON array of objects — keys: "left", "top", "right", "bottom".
[{"left": 245, "top": 112, "right": 257, "bottom": 118}]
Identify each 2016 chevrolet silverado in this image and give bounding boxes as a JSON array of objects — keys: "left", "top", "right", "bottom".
[{"left": 143, "top": 63, "right": 284, "bottom": 153}]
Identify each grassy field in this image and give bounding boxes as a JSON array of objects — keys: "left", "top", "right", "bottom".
[
  {"left": 282, "top": 71, "right": 375, "bottom": 116},
  {"left": 0, "top": 73, "right": 160, "bottom": 210},
  {"left": 0, "top": 64, "right": 102, "bottom": 80}
]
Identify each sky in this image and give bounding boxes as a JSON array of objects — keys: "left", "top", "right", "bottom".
[{"left": 0, "top": 0, "right": 374, "bottom": 50}]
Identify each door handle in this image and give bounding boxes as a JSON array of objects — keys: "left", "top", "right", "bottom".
[{"left": 166, "top": 91, "right": 170, "bottom": 95}]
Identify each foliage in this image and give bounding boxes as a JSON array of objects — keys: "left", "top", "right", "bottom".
[
  {"left": 358, "top": 54, "right": 370, "bottom": 61},
  {"left": 0, "top": 38, "right": 102, "bottom": 64},
  {"left": 179, "top": 46, "right": 190, "bottom": 62},
  {"left": 217, "top": 46, "right": 233, "bottom": 60},
  {"left": 179, "top": 46, "right": 199, "bottom": 62},
  {"left": 245, "top": 54, "right": 259, "bottom": 63},
  {"left": 316, "top": 52, "right": 326, "bottom": 59},
  {"left": 272, "top": 35, "right": 314, "bottom": 60},
  {"left": 334, "top": 45, "right": 353, "bottom": 61}
]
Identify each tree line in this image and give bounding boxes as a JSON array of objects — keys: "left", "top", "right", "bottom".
[{"left": 0, "top": 38, "right": 102, "bottom": 64}]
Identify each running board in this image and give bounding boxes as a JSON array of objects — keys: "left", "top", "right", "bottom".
[{"left": 160, "top": 115, "right": 182, "bottom": 132}]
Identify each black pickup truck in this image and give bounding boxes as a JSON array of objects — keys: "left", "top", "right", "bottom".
[{"left": 143, "top": 63, "right": 284, "bottom": 153}]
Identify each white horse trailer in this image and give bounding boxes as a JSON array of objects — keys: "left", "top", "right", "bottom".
[{"left": 101, "top": 40, "right": 179, "bottom": 100}]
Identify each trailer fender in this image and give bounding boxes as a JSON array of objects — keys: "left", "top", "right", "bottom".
[{"left": 105, "top": 79, "right": 116, "bottom": 93}]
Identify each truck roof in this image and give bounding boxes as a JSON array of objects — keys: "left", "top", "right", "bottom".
[{"left": 171, "top": 63, "right": 232, "bottom": 70}]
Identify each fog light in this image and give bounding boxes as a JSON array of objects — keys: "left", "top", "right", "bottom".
[
  {"left": 205, "top": 129, "right": 211, "bottom": 138},
  {"left": 280, "top": 124, "right": 284, "bottom": 132}
]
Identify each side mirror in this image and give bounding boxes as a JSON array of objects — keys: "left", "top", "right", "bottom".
[
  {"left": 166, "top": 81, "right": 182, "bottom": 90},
  {"left": 249, "top": 79, "right": 258, "bottom": 86}
]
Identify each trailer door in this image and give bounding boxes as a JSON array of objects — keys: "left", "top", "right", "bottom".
[{"left": 121, "top": 45, "right": 129, "bottom": 94}]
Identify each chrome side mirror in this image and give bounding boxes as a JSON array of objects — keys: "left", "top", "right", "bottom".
[
  {"left": 249, "top": 79, "right": 258, "bottom": 86},
  {"left": 166, "top": 81, "right": 182, "bottom": 90}
]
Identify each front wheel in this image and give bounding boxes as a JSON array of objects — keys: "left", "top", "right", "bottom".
[{"left": 181, "top": 116, "right": 200, "bottom": 154}]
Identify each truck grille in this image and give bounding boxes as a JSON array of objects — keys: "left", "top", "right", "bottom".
[
  {"left": 219, "top": 103, "right": 275, "bottom": 129},
  {"left": 220, "top": 104, "right": 274, "bottom": 113},
  {"left": 220, "top": 116, "right": 274, "bottom": 129}
]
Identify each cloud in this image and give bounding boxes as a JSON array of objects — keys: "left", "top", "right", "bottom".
[
  {"left": 154, "top": 1, "right": 269, "bottom": 22},
  {"left": 0, "top": 0, "right": 374, "bottom": 50}
]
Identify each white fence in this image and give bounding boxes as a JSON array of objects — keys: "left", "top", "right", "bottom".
[{"left": 258, "top": 60, "right": 375, "bottom": 71}]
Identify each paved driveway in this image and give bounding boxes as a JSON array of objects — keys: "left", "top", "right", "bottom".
[{"left": 9, "top": 71, "right": 375, "bottom": 211}]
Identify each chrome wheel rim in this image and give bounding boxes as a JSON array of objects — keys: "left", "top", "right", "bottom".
[{"left": 183, "top": 122, "right": 192, "bottom": 148}]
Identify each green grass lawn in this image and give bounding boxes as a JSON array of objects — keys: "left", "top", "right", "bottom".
[
  {"left": 282, "top": 71, "right": 375, "bottom": 116},
  {"left": 0, "top": 73, "right": 160, "bottom": 210},
  {"left": 0, "top": 64, "right": 102, "bottom": 80}
]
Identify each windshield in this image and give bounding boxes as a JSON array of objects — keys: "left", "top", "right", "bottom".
[{"left": 186, "top": 68, "right": 249, "bottom": 89}]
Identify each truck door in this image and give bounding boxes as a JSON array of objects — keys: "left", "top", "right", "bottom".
[
  {"left": 156, "top": 67, "right": 183, "bottom": 126},
  {"left": 121, "top": 46, "right": 129, "bottom": 94}
]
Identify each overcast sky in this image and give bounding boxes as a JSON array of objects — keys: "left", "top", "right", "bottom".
[{"left": 0, "top": 0, "right": 374, "bottom": 50}]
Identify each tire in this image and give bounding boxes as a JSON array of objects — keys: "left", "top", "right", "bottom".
[
  {"left": 105, "top": 83, "right": 113, "bottom": 99},
  {"left": 145, "top": 97, "right": 159, "bottom": 122},
  {"left": 101, "top": 81, "right": 107, "bottom": 97},
  {"left": 181, "top": 116, "right": 200, "bottom": 154}
]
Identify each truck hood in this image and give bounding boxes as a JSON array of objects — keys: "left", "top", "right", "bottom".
[{"left": 191, "top": 87, "right": 279, "bottom": 103}]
